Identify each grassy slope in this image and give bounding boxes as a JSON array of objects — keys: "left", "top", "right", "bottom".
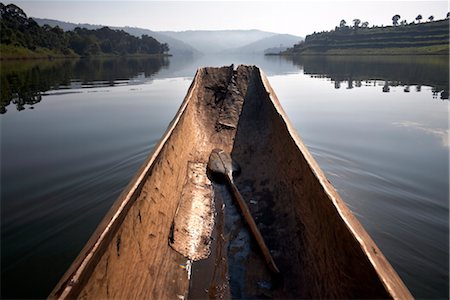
[
  {"left": 299, "top": 44, "right": 449, "bottom": 55},
  {"left": 0, "top": 44, "right": 171, "bottom": 60},
  {"left": 0, "top": 44, "right": 79, "bottom": 59},
  {"left": 284, "top": 19, "right": 449, "bottom": 55}
]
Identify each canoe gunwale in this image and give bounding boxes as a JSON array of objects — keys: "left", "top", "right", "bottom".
[
  {"left": 49, "top": 65, "right": 413, "bottom": 300},
  {"left": 49, "top": 69, "right": 203, "bottom": 299},
  {"left": 258, "top": 69, "right": 413, "bottom": 300}
]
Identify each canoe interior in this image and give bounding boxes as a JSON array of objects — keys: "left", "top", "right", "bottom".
[{"left": 50, "top": 65, "right": 412, "bottom": 299}]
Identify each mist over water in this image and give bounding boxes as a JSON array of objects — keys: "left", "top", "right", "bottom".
[{"left": 1, "top": 54, "right": 448, "bottom": 298}]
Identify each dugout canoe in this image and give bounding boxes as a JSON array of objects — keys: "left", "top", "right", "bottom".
[{"left": 50, "top": 65, "right": 412, "bottom": 299}]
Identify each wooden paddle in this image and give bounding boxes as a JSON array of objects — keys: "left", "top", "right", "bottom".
[{"left": 207, "top": 148, "right": 280, "bottom": 274}]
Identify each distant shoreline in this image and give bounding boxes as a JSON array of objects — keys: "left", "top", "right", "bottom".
[
  {"left": 268, "top": 46, "right": 449, "bottom": 56},
  {"left": 279, "top": 19, "right": 449, "bottom": 57},
  {"left": 1, "top": 4, "right": 171, "bottom": 62},
  {"left": 1, "top": 54, "right": 172, "bottom": 61},
  {"left": 0, "top": 46, "right": 172, "bottom": 61}
]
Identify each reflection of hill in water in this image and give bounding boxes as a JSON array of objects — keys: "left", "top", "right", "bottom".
[
  {"left": 286, "top": 55, "right": 449, "bottom": 99},
  {"left": 0, "top": 54, "right": 298, "bottom": 114},
  {"left": 2, "top": 55, "right": 447, "bottom": 113},
  {"left": 154, "top": 54, "right": 299, "bottom": 78},
  {"left": 0, "top": 57, "right": 169, "bottom": 114}
]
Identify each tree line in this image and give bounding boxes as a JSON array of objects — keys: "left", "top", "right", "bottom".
[
  {"left": 0, "top": 3, "right": 169, "bottom": 57},
  {"left": 284, "top": 14, "right": 449, "bottom": 55},
  {"left": 337, "top": 12, "right": 449, "bottom": 30}
]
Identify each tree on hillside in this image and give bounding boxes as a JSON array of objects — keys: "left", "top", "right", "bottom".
[
  {"left": 392, "top": 14, "right": 401, "bottom": 26},
  {"left": 447, "top": 12, "right": 449, "bottom": 18},
  {"left": 353, "top": 18, "right": 361, "bottom": 28},
  {"left": 400, "top": 20, "right": 407, "bottom": 26},
  {"left": 415, "top": 14, "right": 422, "bottom": 23},
  {"left": 339, "top": 19, "right": 347, "bottom": 28},
  {"left": 428, "top": 15, "right": 434, "bottom": 22},
  {"left": 1, "top": 3, "right": 169, "bottom": 57},
  {"left": 361, "top": 21, "right": 369, "bottom": 28}
]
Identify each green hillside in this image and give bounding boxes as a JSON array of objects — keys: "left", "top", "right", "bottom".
[
  {"left": 0, "top": 3, "right": 169, "bottom": 59},
  {"left": 284, "top": 19, "right": 449, "bottom": 55}
]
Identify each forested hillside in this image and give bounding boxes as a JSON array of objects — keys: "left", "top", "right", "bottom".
[
  {"left": 34, "top": 19, "right": 199, "bottom": 56},
  {"left": 0, "top": 3, "right": 169, "bottom": 58},
  {"left": 284, "top": 18, "right": 449, "bottom": 55}
]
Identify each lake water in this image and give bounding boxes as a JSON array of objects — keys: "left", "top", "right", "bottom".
[{"left": 1, "top": 54, "right": 448, "bottom": 299}]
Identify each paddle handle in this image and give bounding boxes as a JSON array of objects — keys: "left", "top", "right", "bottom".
[{"left": 226, "top": 174, "right": 280, "bottom": 274}]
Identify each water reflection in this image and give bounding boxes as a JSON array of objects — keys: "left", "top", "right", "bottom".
[
  {"left": 285, "top": 55, "right": 449, "bottom": 100},
  {"left": 3, "top": 54, "right": 447, "bottom": 114},
  {"left": 1, "top": 53, "right": 448, "bottom": 299},
  {"left": 0, "top": 57, "right": 169, "bottom": 114},
  {"left": 155, "top": 53, "right": 299, "bottom": 78}
]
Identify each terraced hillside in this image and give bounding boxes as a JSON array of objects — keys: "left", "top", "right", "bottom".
[{"left": 284, "top": 19, "right": 449, "bottom": 55}]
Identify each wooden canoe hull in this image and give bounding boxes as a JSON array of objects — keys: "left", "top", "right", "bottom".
[{"left": 50, "top": 65, "right": 412, "bottom": 299}]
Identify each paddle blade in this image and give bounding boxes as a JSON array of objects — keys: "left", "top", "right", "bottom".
[{"left": 207, "top": 148, "right": 228, "bottom": 176}]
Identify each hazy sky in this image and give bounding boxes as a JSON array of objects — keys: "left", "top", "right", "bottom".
[{"left": 14, "top": 1, "right": 449, "bottom": 37}]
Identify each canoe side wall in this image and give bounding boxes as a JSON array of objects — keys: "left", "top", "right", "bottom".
[
  {"left": 74, "top": 66, "right": 241, "bottom": 299},
  {"left": 75, "top": 75, "right": 210, "bottom": 299},
  {"left": 49, "top": 70, "right": 206, "bottom": 299},
  {"left": 257, "top": 69, "right": 412, "bottom": 299},
  {"left": 230, "top": 68, "right": 392, "bottom": 298}
]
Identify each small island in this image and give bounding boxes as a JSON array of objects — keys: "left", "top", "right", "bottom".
[
  {"left": 279, "top": 14, "right": 449, "bottom": 56},
  {"left": 0, "top": 3, "right": 170, "bottom": 59}
]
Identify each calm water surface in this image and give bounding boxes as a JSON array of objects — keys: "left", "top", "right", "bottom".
[{"left": 1, "top": 55, "right": 448, "bottom": 298}]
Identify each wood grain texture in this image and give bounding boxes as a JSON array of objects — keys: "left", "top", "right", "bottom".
[
  {"left": 259, "top": 70, "right": 412, "bottom": 299},
  {"left": 49, "top": 65, "right": 412, "bottom": 300},
  {"left": 169, "top": 161, "right": 215, "bottom": 261}
]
